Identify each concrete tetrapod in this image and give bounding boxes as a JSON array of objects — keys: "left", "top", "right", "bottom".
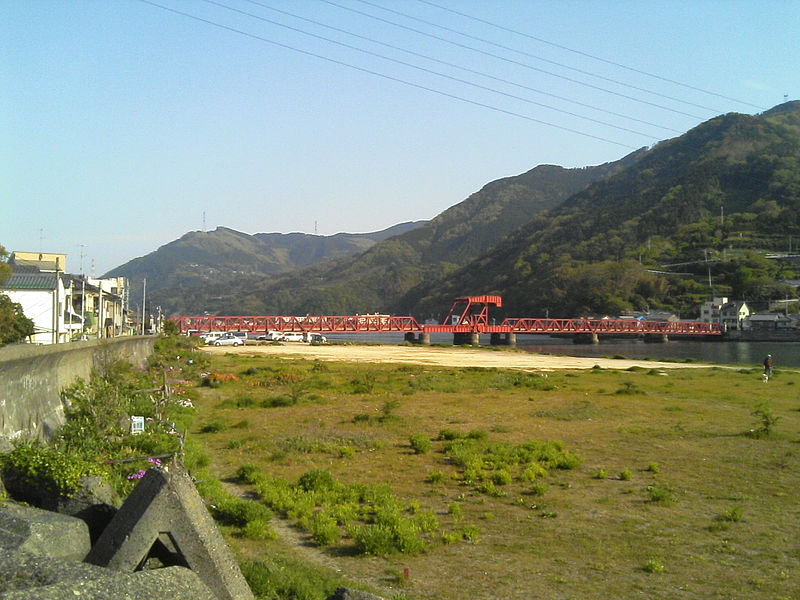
[
  {"left": 85, "top": 464, "right": 254, "bottom": 600},
  {"left": 0, "top": 502, "right": 91, "bottom": 562}
]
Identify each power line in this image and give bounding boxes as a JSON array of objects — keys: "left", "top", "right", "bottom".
[
  {"left": 416, "top": 0, "right": 766, "bottom": 111},
  {"left": 135, "top": 0, "right": 639, "bottom": 149},
  {"left": 320, "top": 0, "right": 707, "bottom": 119},
  {"left": 240, "top": 0, "right": 680, "bottom": 134},
  {"left": 201, "top": 0, "right": 659, "bottom": 138},
  {"left": 346, "top": 0, "right": 725, "bottom": 114}
]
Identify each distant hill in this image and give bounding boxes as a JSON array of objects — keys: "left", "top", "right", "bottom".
[
  {"left": 152, "top": 152, "right": 645, "bottom": 316},
  {"left": 104, "top": 221, "right": 425, "bottom": 305},
  {"left": 407, "top": 101, "right": 800, "bottom": 318}
]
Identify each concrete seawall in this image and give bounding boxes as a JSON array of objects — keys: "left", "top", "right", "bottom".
[{"left": 0, "top": 337, "right": 156, "bottom": 448}]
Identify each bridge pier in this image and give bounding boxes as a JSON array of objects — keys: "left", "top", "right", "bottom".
[
  {"left": 573, "top": 333, "right": 599, "bottom": 344},
  {"left": 490, "top": 333, "right": 516, "bottom": 347},
  {"left": 644, "top": 334, "right": 669, "bottom": 343},
  {"left": 419, "top": 332, "right": 431, "bottom": 345},
  {"left": 453, "top": 333, "right": 480, "bottom": 345},
  {"left": 404, "top": 332, "right": 416, "bottom": 344}
]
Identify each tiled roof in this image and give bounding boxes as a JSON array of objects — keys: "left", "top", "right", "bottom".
[{"left": 1, "top": 272, "right": 57, "bottom": 290}]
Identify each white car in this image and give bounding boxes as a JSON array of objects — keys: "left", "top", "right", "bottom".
[
  {"left": 201, "top": 331, "right": 225, "bottom": 344},
  {"left": 255, "top": 330, "right": 284, "bottom": 341},
  {"left": 280, "top": 332, "right": 304, "bottom": 342},
  {"left": 211, "top": 333, "right": 244, "bottom": 346}
]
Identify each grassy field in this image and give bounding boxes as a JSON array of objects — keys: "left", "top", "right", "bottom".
[{"left": 193, "top": 350, "right": 799, "bottom": 600}]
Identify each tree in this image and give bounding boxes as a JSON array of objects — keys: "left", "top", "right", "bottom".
[{"left": 0, "top": 245, "right": 35, "bottom": 345}]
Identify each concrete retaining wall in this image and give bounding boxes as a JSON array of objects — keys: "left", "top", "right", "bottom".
[{"left": 0, "top": 337, "right": 156, "bottom": 448}]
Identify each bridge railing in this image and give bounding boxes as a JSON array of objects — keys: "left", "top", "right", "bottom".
[{"left": 501, "top": 318, "right": 721, "bottom": 335}]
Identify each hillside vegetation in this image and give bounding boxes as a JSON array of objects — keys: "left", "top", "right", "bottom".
[
  {"left": 136, "top": 102, "right": 799, "bottom": 320},
  {"left": 151, "top": 153, "right": 644, "bottom": 316},
  {"left": 105, "top": 221, "right": 425, "bottom": 306},
  {"left": 408, "top": 101, "right": 800, "bottom": 318}
]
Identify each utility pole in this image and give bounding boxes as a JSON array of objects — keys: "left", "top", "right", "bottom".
[
  {"left": 141, "top": 278, "right": 147, "bottom": 335},
  {"left": 97, "top": 284, "right": 103, "bottom": 339},
  {"left": 80, "top": 277, "right": 85, "bottom": 339}
]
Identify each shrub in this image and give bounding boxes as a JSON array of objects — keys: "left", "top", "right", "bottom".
[
  {"left": 646, "top": 485, "right": 674, "bottom": 505},
  {"left": 646, "top": 462, "right": 660, "bottom": 474},
  {"left": 311, "top": 512, "right": 341, "bottom": 546},
  {"left": 615, "top": 381, "right": 645, "bottom": 395},
  {"left": 413, "top": 509, "right": 440, "bottom": 533},
  {"left": 351, "top": 372, "right": 377, "bottom": 394},
  {"left": 447, "top": 502, "right": 462, "bottom": 519},
  {"left": 521, "top": 464, "right": 548, "bottom": 481},
  {"left": 242, "top": 519, "right": 275, "bottom": 540},
  {"left": 594, "top": 468, "right": 608, "bottom": 479},
  {"left": 211, "top": 496, "right": 273, "bottom": 527},
  {"left": 719, "top": 506, "right": 744, "bottom": 522},
  {"left": 619, "top": 469, "right": 632, "bottom": 481},
  {"left": 466, "top": 429, "right": 488, "bottom": 441},
  {"left": 642, "top": 558, "right": 665, "bottom": 573},
  {"left": 200, "top": 420, "right": 228, "bottom": 433},
  {"left": 437, "top": 429, "right": 464, "bottom": 441},
  {"left": 261, "top": 395, "right": 297, "bottom": 408},
  {"left": 529, "top": 482, "right": 548, "bottom": 496},
  {"left": 241, "top": 556, "right": 346, "bottom": 600},
  {"left": 409, "top": 433, "right": 432, "bottom": 454},
  {"left": 236, "top": 463, "right": 262, "bottom": 484},
  {"left": 378, "top": 399, "right": 400, "bottom": 422},
  {"left": 492, "top": 469, "right": 512, "bottom": 485},
  {"left": 747, "top": 404, "right": 780, "bottom": 438},
  {"left": 337, "top": 445, "right": 355, "bottom": 459},
  {"left": 353, "top": 524, "right": 399, "bottom": 556},
  {"left": 297, "top": 469, "right": 335, "bottom": 492},
  {"left": 0, "top": 441, "right": 105, "bottom": 499},
  {"left": 441, "top": 531, "right": 461, "bottom": 544},
  {"left": 426, "top": 470, "right": 446, "bottom": 484},
  {"left": 461, "top": 525, "right": 480, "bottom": 542}
]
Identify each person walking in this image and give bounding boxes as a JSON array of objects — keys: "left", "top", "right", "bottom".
[{"left": 763, "top": 354, "right": 774, "bottom": 379}]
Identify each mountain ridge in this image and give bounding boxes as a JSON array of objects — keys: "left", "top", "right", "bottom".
[{"left": 148, "top": 152, "right": 645, "bottom": 315}]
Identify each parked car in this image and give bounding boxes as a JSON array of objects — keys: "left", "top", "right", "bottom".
[
  {"left": 255, "top": 330, "right": 283, "bottom": 341},
  {"left": 211, "top": 332, "right": 244, "bottom": 346},
  {"left": 201, "top": 331, "right": 225, "bottom": 344},
  {"left": 304, "top": 333, "right": 327, "bottom": 344},
  {"left": 280, "top": 332, "right": 304, "bottom": 342}
]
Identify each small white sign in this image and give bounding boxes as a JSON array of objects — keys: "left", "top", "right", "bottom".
[{"left": 131, "top": 416, "right": 145, "bottom": 434}]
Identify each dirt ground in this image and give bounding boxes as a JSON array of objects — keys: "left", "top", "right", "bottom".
[{"left": 202, "top": 342, "right": 710, "bottom": 370}]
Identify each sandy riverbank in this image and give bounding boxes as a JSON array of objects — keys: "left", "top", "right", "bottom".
[{"left": 201, "top": 342, "right": 713, "bottom": 371}]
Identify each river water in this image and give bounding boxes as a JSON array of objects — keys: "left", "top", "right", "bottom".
[{"left": 322, "top": 332, "right": 800, "bottom": 367}]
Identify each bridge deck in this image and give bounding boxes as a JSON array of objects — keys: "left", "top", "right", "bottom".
[{"left": 176, "top": 315, "right": 720, "bottom": 336}]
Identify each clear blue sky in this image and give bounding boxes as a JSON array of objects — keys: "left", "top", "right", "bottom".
[{"left": 2, "top": 0, "right": 797, "bottom": 274}]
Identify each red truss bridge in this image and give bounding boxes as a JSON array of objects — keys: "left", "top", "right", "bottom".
[{"left": 174, "top": 295, "right": 720, "bottom": 344}]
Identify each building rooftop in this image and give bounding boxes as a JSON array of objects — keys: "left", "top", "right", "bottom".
[{"left": 2, "top": 272, "right": 58, "bottom": 290}]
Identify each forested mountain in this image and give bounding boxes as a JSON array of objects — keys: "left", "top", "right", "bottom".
[
  {"left": 151, "top": 152, "right": 644, "bottom": 315},
  {"left": 104, "top": 221, "right": 424, "bottom": 305},
  {"left": 408, "top": 101, "right": 800, "bottom": 318}
]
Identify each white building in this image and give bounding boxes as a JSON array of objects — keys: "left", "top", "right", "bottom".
[
  {"left": 699, "top": 297, "right": 728, "bottom": 323},
  {"left": 2, "top": 269, "right": 76, "bottom": 344},
  {"left": 719, "top": 301, "right": 750, "bottom": 331},
  {"left": 1, "top": 251, "right": 130, "bottom": 343}
]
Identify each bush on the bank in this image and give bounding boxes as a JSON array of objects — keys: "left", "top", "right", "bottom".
[{"left": 0, "top": 441, "right": 105, "bottom": 499}]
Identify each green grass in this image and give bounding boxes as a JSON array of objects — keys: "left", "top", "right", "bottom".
[{"left": 193, "top": 350, "right": 800, "bottom": 600}]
